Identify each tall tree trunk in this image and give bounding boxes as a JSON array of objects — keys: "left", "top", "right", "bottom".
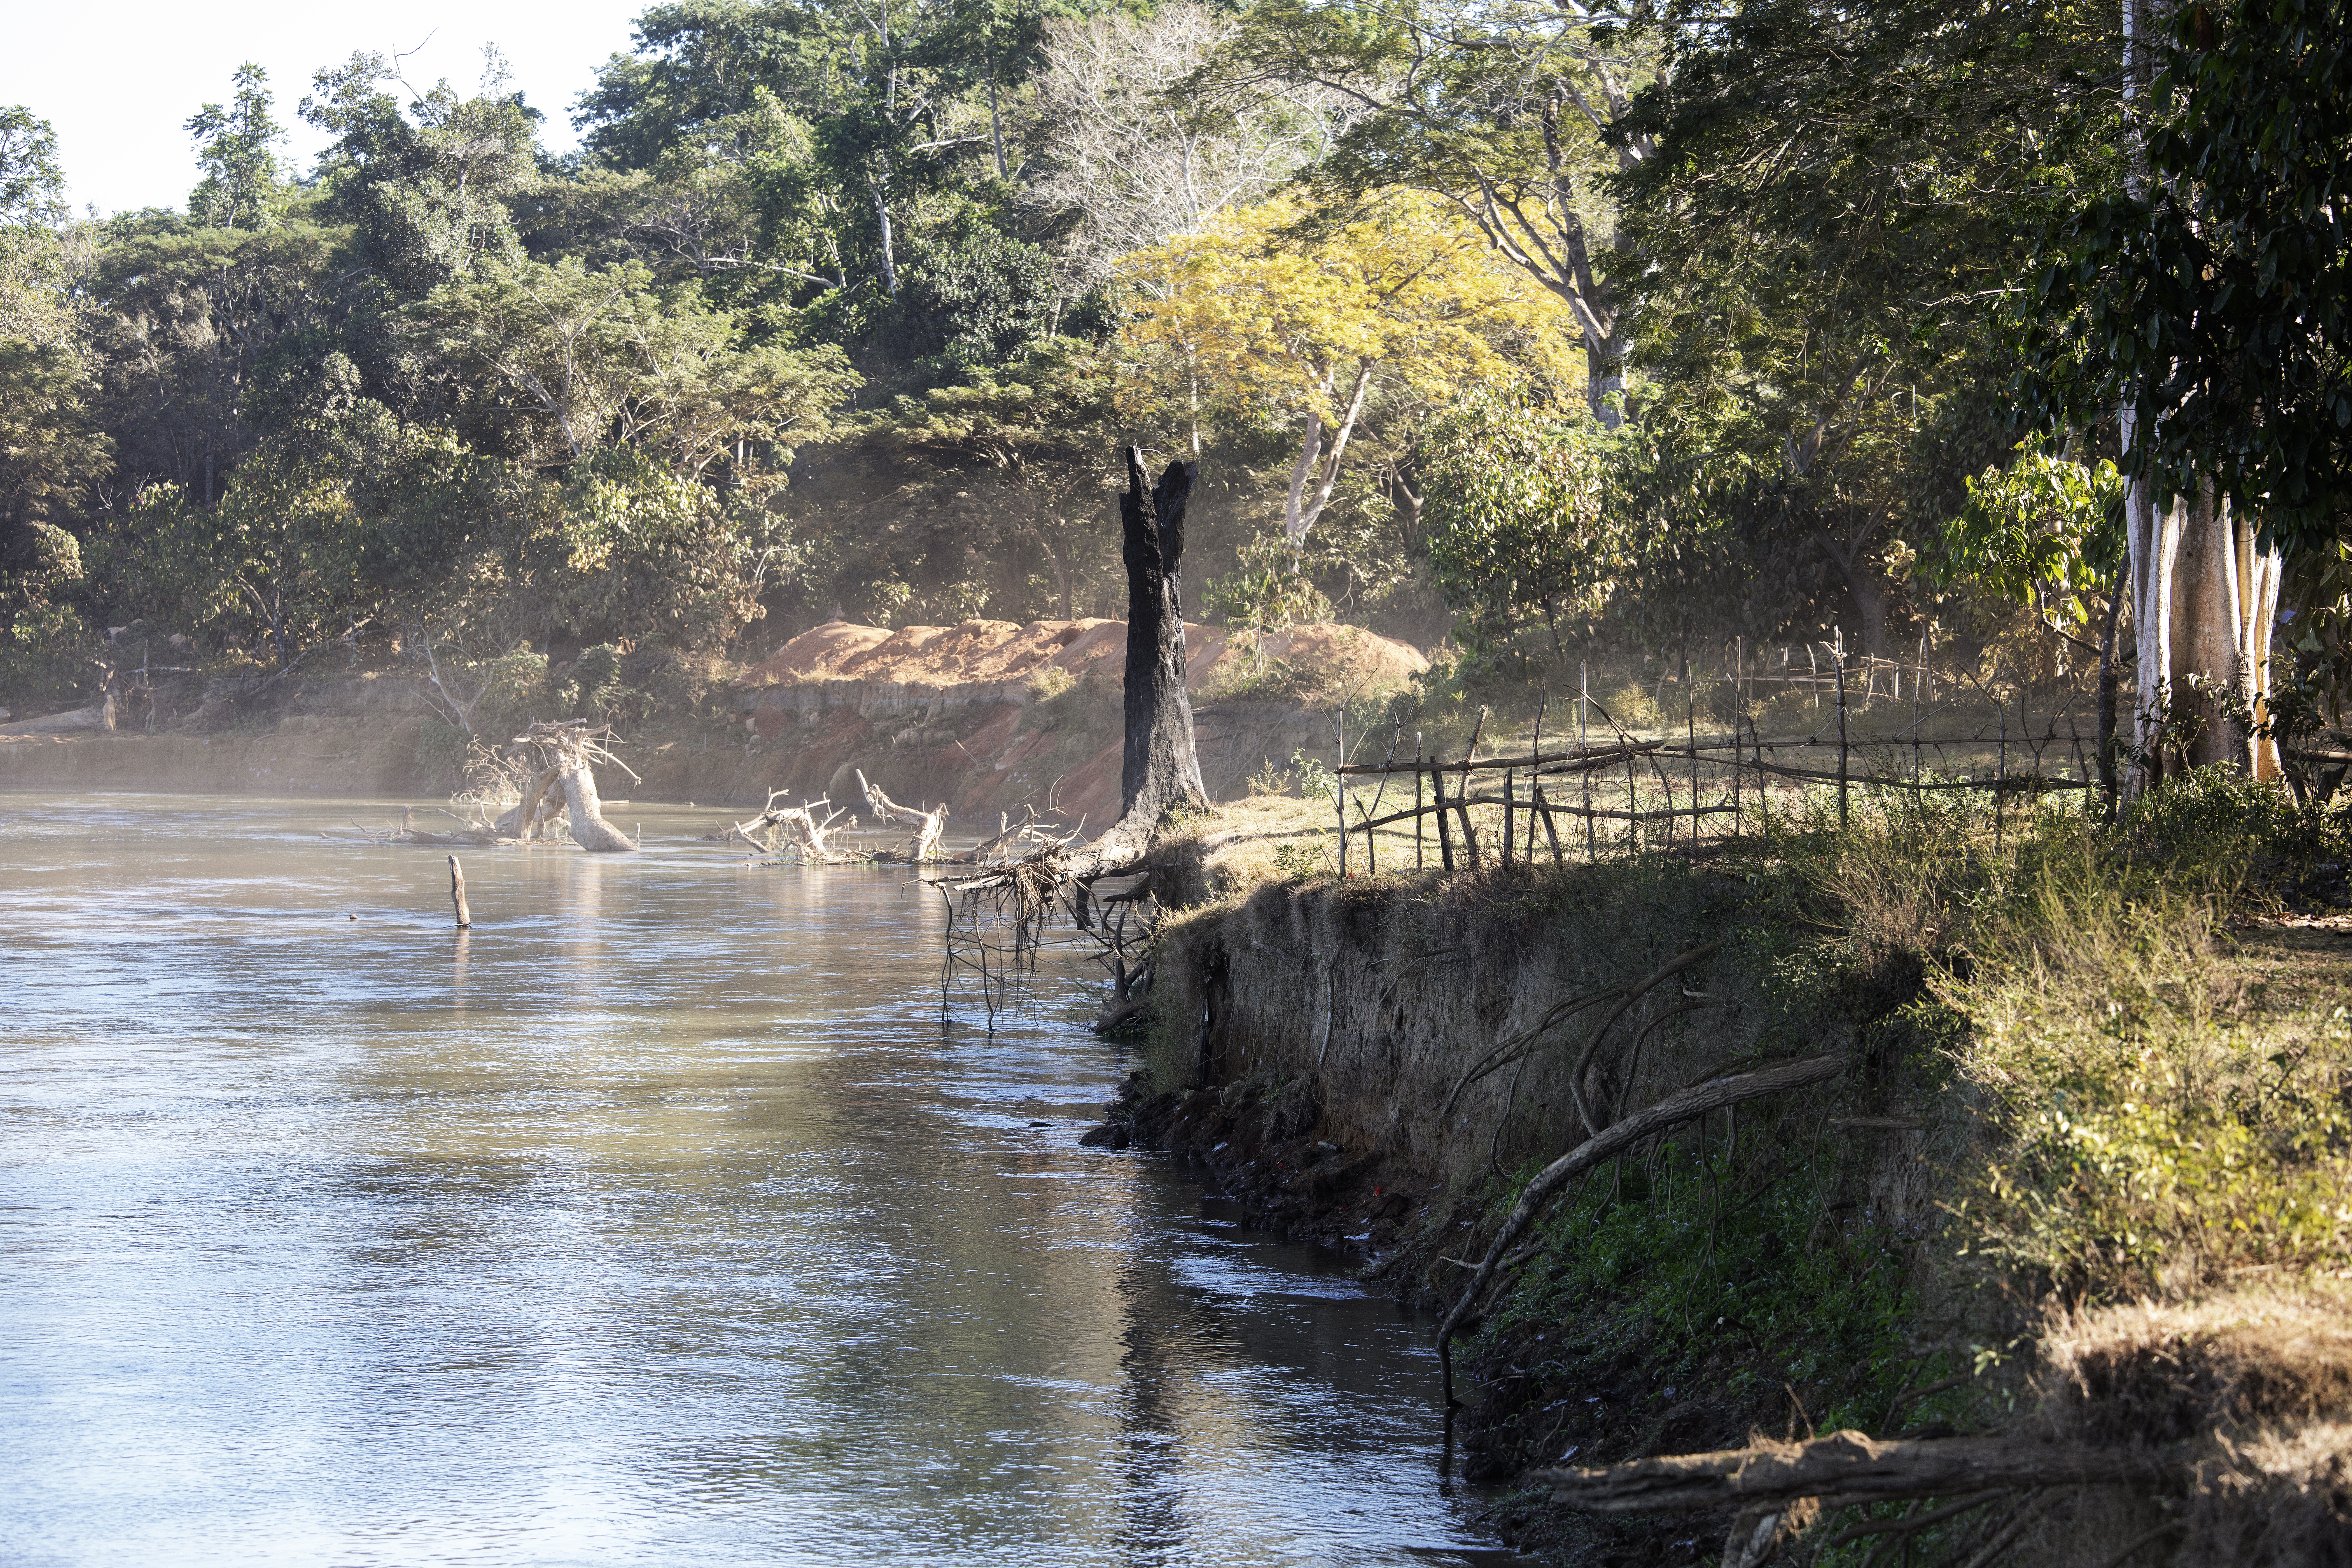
[
  {"left": 986, "top": 69, "right": 1008, "bottom": 180},
  {"left": 1118, "top": 448, "right": 1208, "bottom": 825},
  {"left": 870, "top": 156, "right": 899, "bottom": 299},
  {"left": 2123, "top": 406, "right": 2175, "bottom": 790},
  {"left": 1282, "top": 365, "right": 1375, "bottom": 551},
  {"left": 2097, "top": 585, "right": 2121, "bottom": 810},
  {"left": 2171, "top": 486, "right": 2284, "bottom": 778},
  {"left": 1586, "top": 324, "right": 1629, "bottom": 430}
]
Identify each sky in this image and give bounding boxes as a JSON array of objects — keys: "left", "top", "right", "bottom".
[{"left": 0, "top": 0, "right": 657, "bottom": 217}]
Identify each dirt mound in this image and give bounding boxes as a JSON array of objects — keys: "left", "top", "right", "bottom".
[
  {"left": 745, "top": 621, "right": 896, "bottom": 680},
  {"left": 738, "top": 617, "right": 1421, "bottom": 697},
  {"left": 1248, "top": 624, "right": 1430, "bottom": 694}
]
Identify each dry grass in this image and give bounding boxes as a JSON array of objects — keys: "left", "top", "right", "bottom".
[{"left": 2024, "top": 1284, "right": 2352, "bottom": 1566}]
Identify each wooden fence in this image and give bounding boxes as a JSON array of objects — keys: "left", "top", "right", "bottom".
[{"left": 1326, "top": 648, "right": 2105, "bottom": 876}]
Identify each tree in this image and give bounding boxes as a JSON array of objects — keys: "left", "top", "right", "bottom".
[
  {"left": 84, "top": 215, "right": 348, "bottom": 502},
  {"left": 1119, "top": 192, "right": 1578, "bottom": 557},
  {"left": 1936, "top": 446, "right": 2129, "bottom": 794},
  {"left": 1421, "top": 391, "right": 1729, "bottom": 665},
  {"left": 301, "top": 49, "right": 542, "bottom": 295},
  {"left": 878, "top": 339, "right": 1119, "bottom": 617},
  {"left": 1021, "top": 4, "right": 1346, "bottom": 296},
  {"left": 0, "top": 106, "right": 68, "bottom": 229},
  {"left": 400, "top": 255, "right": 855, "bottom": 480},
  {"left": 1423, "top": 395, "right": 1629, "bottom": 656},
  {"left": 186, "top": 65, "right": 287, "bottom": 232},
  {"left": 1587, "top": 0, "right": 2122, "bottom": 658},
  {"left": 577, "top": 0, "right": 1000, "bottom": 306},
  {"left": 2018, "top": 0, "right": 2352, "bottom": 780},
  {"left": 1188, "top": 0, "right": 1650, "bottom": 425}
]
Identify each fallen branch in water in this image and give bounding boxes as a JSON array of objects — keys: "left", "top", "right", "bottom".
[
  {"left": 736, "top": 790, "right": 865, "bottom": 863},
  {"left": 856, "top": 769, "right": 947, "bottom": 862}
]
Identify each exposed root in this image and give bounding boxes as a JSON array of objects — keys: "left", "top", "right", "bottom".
[{"left": 1435, "top": 1053, "right": 1847, "bottom": 1398}]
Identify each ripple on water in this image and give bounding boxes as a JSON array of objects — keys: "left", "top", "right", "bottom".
[{"left": 0, "top": 794, "right": 1512, "bottom": 1567}]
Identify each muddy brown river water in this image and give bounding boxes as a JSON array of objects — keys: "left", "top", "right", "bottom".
[{"left": 0, "top": 794, "right": 1509, "bottom": 1567}]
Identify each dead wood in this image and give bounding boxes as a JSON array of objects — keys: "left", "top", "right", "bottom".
[
  {"left": 493, "top": 766, "right": 567, "bottom": 841},
  {"left": 499, "top": 722, "right": 637, "bottom": 852},
  {"left": 855, "top": 769, "right": 947, "bottom": 862},
  {"left": 1530, "top": 1429, "right": 2178, "bottom": 1512},
  {"left": 1436, "top": 1053, "right": 1846, "bottom": 1394},
  {"left": 954, "top": 449, "right": 1205, "bottom": 893},
  {"left": 736, "top": 790, "right": 866, "bottom": 863}
]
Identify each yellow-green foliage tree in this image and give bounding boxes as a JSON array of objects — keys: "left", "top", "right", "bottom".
[{"left": 1118, "top": 193, "right": 1580, "bottom": 560}]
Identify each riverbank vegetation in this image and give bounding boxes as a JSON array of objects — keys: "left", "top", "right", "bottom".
[
  {"left": 1123, "top": 769, "right": 2351, "bottom": 1563},
  {"left": 6, "top": 0, "right": 2345, "bottom": 773}
]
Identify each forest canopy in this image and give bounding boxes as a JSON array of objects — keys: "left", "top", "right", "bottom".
[{"left": 2, "top": 0, "right": 2345, "bottom": 776}]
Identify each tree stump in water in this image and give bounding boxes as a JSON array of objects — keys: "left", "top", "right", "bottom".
[{"left": 492, "top": 722, "right": 638, "bottom": 852}]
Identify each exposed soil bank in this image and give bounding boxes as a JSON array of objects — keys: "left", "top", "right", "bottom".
[{"left": 1085, "top": 852, "right": 2352, "bottom": 1567}]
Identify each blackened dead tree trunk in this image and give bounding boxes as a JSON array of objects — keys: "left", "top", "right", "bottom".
[
  {"left": 1120, "top": 448, "right": 1210, "bottom": 827},
  {"left": 954, "top": 449, "right": 1209, "bottom": 889}
]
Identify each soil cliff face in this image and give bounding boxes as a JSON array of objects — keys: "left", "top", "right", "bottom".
[{"left": 1103, "top": 860, "right": 1956, "bottom": 1561}]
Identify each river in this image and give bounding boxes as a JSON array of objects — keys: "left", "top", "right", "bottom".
[{"left": 0, "top": 794, "right": 1508, "bottom": 1567}]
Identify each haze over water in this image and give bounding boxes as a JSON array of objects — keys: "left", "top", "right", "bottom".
[{"left": 0, "top": 794, "right": 1502, "bottom": 1567}]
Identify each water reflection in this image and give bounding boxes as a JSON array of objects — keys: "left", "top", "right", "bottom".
[{"left": 0, "top": 794, "right": 1510, "bottom": 1567}]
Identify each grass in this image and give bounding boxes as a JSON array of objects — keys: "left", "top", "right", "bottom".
[{"left": 1135, "top": 762, "right": 2352, "bottom": 1562}]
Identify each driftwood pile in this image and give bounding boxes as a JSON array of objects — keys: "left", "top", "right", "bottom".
[{"left": 734, "top": 790, "right": 863, "bottom": 862}]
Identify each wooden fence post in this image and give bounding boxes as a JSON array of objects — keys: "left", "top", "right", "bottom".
[
  {"left": 1457, "top": 706, "right": 1486, "bottom": 868},
  {"left": 1687, "top": 689, "right": 1699, "bottom": 846},
  {"left": 1502, "top": 769, "right": 1516, "bottom": 867},
  {"left": 1414, "top": 732, "right": 1424, "bottom": 869},
  {"left": 1433, "top": 755, "right": 1455, "bottom": 872},
  {"left": 1914, "top": 629, "right": 1926, "bottom": 784},
  {"left": 1580, "top": 662, "right": 1596, "bottom": 859},
  {"left": 1835, "top": 628, "right": 1850, "bottom": 831},
  {"left": 1337, "top": 743, "right": 1348, "bottom": 878},
  {"left": 1997, "top": 700, "right": 2008, "bottom": 853}
]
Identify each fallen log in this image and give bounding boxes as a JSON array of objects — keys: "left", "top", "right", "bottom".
[
  {"left": 1531, "top": 1428, "right": 2181, "bottom": 1511},
  {"left": 0, "top": 704, "right": 105, "bottom": 735}
]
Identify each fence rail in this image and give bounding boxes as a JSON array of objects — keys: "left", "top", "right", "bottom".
[{"left": 1324, "top": 637, "right": 2105, "bottom": 876}]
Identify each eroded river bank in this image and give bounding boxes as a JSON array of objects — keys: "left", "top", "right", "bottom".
[{"left": 0, "top": 793, "right": 1514, "bottom": 1567}]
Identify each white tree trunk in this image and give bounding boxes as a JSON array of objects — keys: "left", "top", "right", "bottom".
[
  {"left": 2128, "top": 472, "right": 2283, "bottom": 785},
  {"left": 559, "top": 760, "right": 638, "bottom": 852}
]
